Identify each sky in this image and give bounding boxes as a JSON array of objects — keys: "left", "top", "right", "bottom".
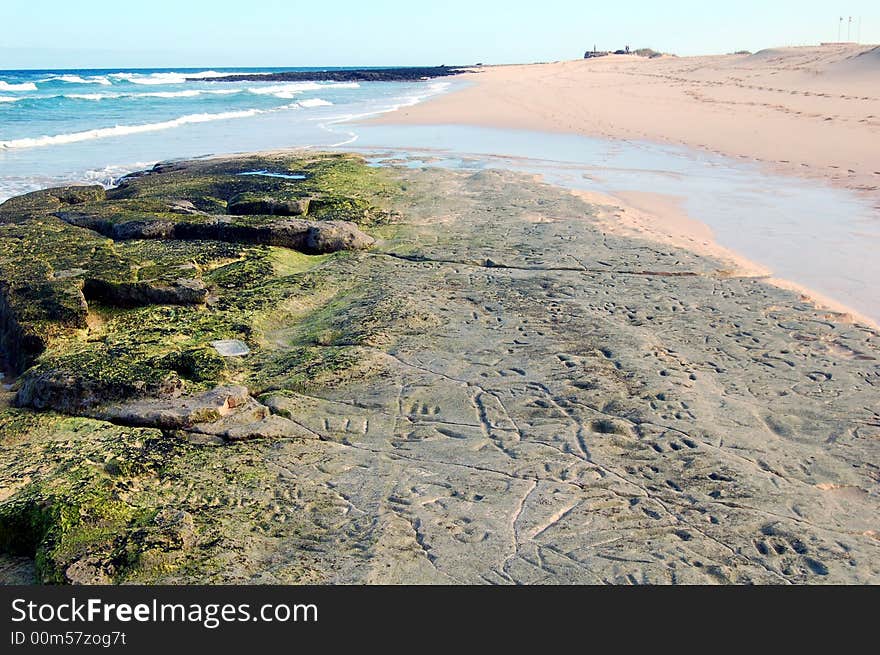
[{"left": 1, "top": 0, "right": 878, "bottom": 69}]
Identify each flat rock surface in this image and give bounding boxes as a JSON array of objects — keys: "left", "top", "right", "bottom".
[
  {"left": 245, "top": 166, "right": 880, "bottom": 584},
  {"left": 1, "top": 159, "right": 878, "bottom": 584}
]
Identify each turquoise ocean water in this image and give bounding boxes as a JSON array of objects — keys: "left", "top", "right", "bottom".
[{"left": 0, "top": 67, "right": 452, "bottom": 201}]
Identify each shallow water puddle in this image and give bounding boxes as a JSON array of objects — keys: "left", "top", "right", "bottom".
[
  {"left": 211, "top": 339, "right": 251, "bottom": 357},
  {"left": 238, "top": 170, "right": 307, "bottom": 180}
]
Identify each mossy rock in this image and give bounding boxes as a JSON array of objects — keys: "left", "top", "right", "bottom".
[
  {"left": 109, "top": 152, "right": 395, "bottom": 226},
  {"left": 309, "top": 195, "right": 377, "bottom": 222},
  {"left": 15, "top": 356, "right": 184, "bottom": 413},
  {"left": 206, "top": 248, "right": 276, "bottom": 289},
  {"left": 227, "top": 193, "right": 311, "bottom": 216},
  {"left": 0, "top": 411, "right": 184, "bottom": 583},
  {"left": 156, "top": 347, "right": 228, "bottom": 383},
  {"left": 0, "top": 185, "right": 106, "bottom": 223},
  {"left": 2, "top": 152, "right": 388, "bottom": 413}
]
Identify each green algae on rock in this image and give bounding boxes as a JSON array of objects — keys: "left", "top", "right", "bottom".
[
  {"left": 0, "top": 153, "right": 387, "bottom": 407},
  {"left": 0, "top": 152, "right": 396, "bottom": 583},
  {"left": 0, "top": 411, "right": 177, "bottom": 583}
]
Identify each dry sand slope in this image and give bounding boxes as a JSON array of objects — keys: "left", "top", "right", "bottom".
[{"left": 378, "top": 44, "right": 880, "bottom": 199}]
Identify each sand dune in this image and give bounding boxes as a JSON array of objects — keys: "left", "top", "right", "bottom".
[{"left": 375, "top": 44, "right": 880, "bottom": 197}]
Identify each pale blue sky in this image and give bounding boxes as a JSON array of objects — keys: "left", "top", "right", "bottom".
[{"left": 2, "top": 0, "right": 877, "bottom": 69}]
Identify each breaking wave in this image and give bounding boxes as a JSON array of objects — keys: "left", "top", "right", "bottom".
[
  {"left": 64, "top": 89, "right": 241, "bottom": 101},
  {"left": 0, "top": 81, "right": 37, "bottom": 92},
  {"left": 107, "top": 71, "right": 226, "bottom": 85},
  {"left": 42, "top": 74, "right": 112, "bottom": 86},
  {"left": 298, "top": 98, "right": 334, "bottom": 108},
  {"left": 0, "top": 109, "right": 268, "bottom": 149},
  {"left": 247, "top": 82, "right": 360, "bottom": 98}
]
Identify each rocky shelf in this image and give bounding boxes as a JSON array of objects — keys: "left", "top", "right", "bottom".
[
  {"left": 196, "top": 66, "right": 472, "bottom": 83},
  {"left": 1, "top": 154, "right": 879, "bottom": 585}
]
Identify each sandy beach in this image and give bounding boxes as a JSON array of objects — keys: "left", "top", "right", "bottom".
[
  {"left": 369, "top": 44, "right": 880, "bottom": 326},
  {"left": 374, "top": 44, "right": 880, "bottom": 199}
]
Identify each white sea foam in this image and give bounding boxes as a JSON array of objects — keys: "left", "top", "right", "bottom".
[
  {"left": 313, "top": 80, "right": 454, "bottom": 147},
  {"left": 0, "top": 162, "right": 159, "bottom": 204},
  {"left": 362, "top": 81, "right": 453, "bottom": 115},
  {"left": 0, "top": 81, "right": 37, "bottom": 92},
  {"left": 108, "top": 72, "right": 186, "bottom": 85},
  {"left": 0, "top": 95, "right": 22, "bottom": 103},
  {"left": 107, "top": 71, "right": 226, "bottom": 85},
  {"left": 0, "top": 109, "right": 266, "bottom": 149},
  {"left": 394, "top": 81, "right": 452, "bottom": 108},
  {"left": 81, "top": 161, "right": 159, "bottom": 187},
  {"left": 184, "top": 71, "right": 228, "bottom": 79},
  {"left": 64, "top": 89, "right": 241, "bottom": 101},
  {"left": 43, "top": 74, "right": 112, "bottom": 86},
  {"left": 139, "top": 90, "right": 203, "bottom": 98},
  {"left": 327, "top": 81, "right": 451, "bottom": 123},
  {"left": 248, "top": 82, "right": 360, "bottom": 96},
  {"left": 138, "top": 89, "right": 242, "bottom": 98},
  {"left": 249, "top": 83, "right": 316, "bottom": 96},
  {"left": 298, "top": 98, "right": 334, "bottom": 108}
]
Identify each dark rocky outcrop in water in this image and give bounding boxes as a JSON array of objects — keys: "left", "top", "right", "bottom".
[{"left": 196, "top": 66, "right": 471, "bottom": 83}]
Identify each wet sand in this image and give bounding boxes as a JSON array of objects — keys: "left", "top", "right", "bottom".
[{"left": 346, "top": 125, "right": 880, "bottom": 328}]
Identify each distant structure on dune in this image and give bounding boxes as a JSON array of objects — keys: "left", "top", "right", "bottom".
[
  {"left": 584, "top": 45, "right": 663, "bottom": 59},
  {"left": 584, "top": 44, "right": 609, "bottom": 59}
]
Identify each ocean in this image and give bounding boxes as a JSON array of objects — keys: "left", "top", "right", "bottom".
[{"left": 0, "top": 67, "right": 452, "bottom": 202}]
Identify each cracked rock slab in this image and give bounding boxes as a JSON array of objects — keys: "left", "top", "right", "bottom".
[{"left": 1, "top": 157, "right": 879, "bottom": 585}]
